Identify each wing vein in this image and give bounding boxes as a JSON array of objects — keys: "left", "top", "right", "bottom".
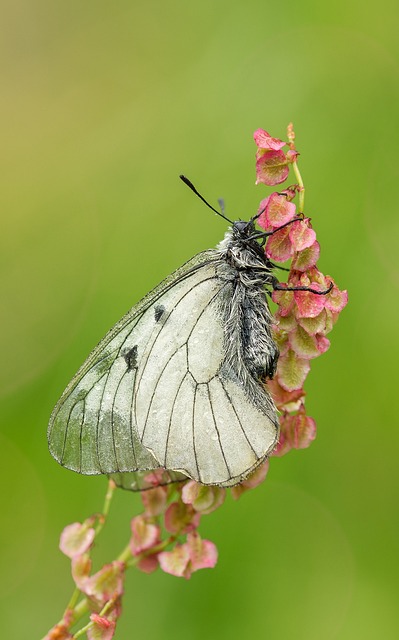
[
  {"left": 164, "top": 368, "right": 189, "bottom": 467},
  {"left": 139, "top": 279, "right": 229, "bottom": 443},
  {"left": 206, "top": 383, "right": 231, "bottom": 477},
  {"left": 217, "top": 377, "right": 258, "bottom": 457},
  {"left": 133, "top": 275, "right": 221, "bottom": 426},
  {"left": 129, "top": 370, "right": 138, "bottom": 469},
  {"left": 110, "top": 367, "right": 132, "bottom": 472},
  {"left": 78, "top": 400, "right": 86, "bottom": 474},
  {"left": 96, "top": 322, "right": 144, "bottom": 472},
  {"left": 193, "top": 381, "right": 200, "bottom": 481}
]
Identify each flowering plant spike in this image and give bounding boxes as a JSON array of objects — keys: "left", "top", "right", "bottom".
[{"left": 42, "top": 125, "right": 347, "bottom": 639}]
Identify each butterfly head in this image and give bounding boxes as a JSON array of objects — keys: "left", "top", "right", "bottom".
[
  {"left": 217, "top": 219, "right": 268, "bottom": 268},
  {"left": 232, "top": 219, "right": 256, "bottom": 236}
]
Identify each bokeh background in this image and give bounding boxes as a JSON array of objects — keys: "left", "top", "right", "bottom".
[{"left": 1, "top": 1, "right": 398, "bottom": 638}]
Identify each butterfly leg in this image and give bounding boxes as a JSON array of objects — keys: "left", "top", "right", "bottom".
[{"left": 272, "top": 278, "right": 333, "bottom": 295}]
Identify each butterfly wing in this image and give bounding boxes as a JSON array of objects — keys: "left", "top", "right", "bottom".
[
  {"left": 48, "top": 251, "right": 218, "bottom": 478},
  {"left": 48, "top": 249, "right": 279, "bottom": 488}
]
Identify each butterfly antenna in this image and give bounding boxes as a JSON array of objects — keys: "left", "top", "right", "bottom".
[{"left": 180, "top": 175, "right": 234, "bottom": 224}]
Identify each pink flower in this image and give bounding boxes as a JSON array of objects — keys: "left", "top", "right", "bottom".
[
  {"left": 158, "top": 544, "right": 190, "bottom": 578},
  {"left": 71, "top": 553, "right": 92, "bottom": 591},
  {"left": 253, "top": 129, "right": 286, "bottom": 150},
  {"left": 291, "top": 241, "right": 320, "bottom": 271},
  {"left": 283, "top": 406, "right": 317, "bottom": 449},
  {"left": 164, "top": 500, "right": 201, "bottom": 535},
  {"left": 267, "top": 378, "right": 305, "bottom": 412},
  {"left": 141, "top": 486, "right": 168, "bottom": 516},
  {"left": 88, "top": 613, "right": 116, "bottom": 640},
  {"left": 289, "top": 324, "right": 325, "bottom": 359},
  {"left": 181, "top": 482, "right": 225, "bottom": 514},
  {"left": 266, "top": 224, "right": 295, "bottom": 261},
  {"left": 324, "top": 279, "right": 349, "bottom": 312},
  {"left": 137, "top": 553, "right": 160, "bottom": 574},
  {"left": 158, "top": 532, "right": 218, "bottom": 579},
  {"left": 289, "top": 219, "right": 316, "bottom": 251},
  {"left": 130, "top": 515, "right": 161, "bottom": 556},
  {"left": 59, "top": 521, "right": 96, "bottom": 559},
  {"left": 82, "top": 562, "right": 125, "bottom": 609},
  {"left": 256, "top": 150, "right": 290, "bottom": 186},
  {"left": 272, "top": 426, "right": 293, "bottom": 457},
  {"left": 258, "top": 193, "right": 296, "bottom": 230},
  {"left": 231, "top": 460, "right": 270, "bottom": 500},
  {"left": 276, "top": 349, "right": 311, "bottom": 392},
  {"left": 272, "top": 287, "right": 295, "bottom": 317}
]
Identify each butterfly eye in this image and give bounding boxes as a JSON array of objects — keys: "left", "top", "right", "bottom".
[{"left": 233, "top": 220, "right": 251, "bottom": 234}]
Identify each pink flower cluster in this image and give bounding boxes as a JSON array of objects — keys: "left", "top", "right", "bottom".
[
  {"left": 129, "top": 471, "right": 223, "bottom": 579},
  {"left": 47, "top": 464, "right": 271, "bottom": 637},
  {"left": 254, "top": 127, "right": 348, "bottom": 456},
  {"left": 50, "top": 517, "right": 124, "bottom": 640}
]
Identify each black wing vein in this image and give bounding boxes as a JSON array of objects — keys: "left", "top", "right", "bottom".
[
  {"left": 206, "top": 383, "right": 231, "bottom": 477},
  {"left": 133, "top": 275, "right": 219, "bottom": 428},
  {"left": 139, "top": 280, "right": 229, "bottom": 442},
  {"left": 164, "top": 367, "right": 189, "bottom": 468},
  {"left": 217, "top": 377, "right": 258, "bottom": 457}
]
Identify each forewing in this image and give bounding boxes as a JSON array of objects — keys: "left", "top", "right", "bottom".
[{"left": 47, "top": 251, "right": 219, "bottom": 477}]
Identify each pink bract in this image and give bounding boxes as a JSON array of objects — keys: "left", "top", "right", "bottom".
[
  {"left": 289, "top": 219, "right": 316, "bottom": 252},
  {"left": 291, "top": 241, "right": 320, "bottom": 271},
  {"left": 130, "top": 515, "right": 161, "bottom": 556},
  {"left": 284, "top": 408, "right": 317, "bottom": 449},
  {"left": 141, "top": 486, "right": 168, "bottom": 516},
  {"left": 158, "top": 533, "right": 218, "bottom": 579},
  {"left": 181, "top": 482, "right": 226, "bottom": 514},
  {"left": 231, "top": 460, "right": 270, "bottom": 499},
  {"left": 266, "top": 225, "right": 294, "bottom": 262},
  {"left": 158, "top": 544, "right": 191, "bottom": 578},
  {"left": 277, "top": 350, "right": 311, "bottom": 391},
  {"left": 59, "top": 522, "right": 95, "bottom": 559},
  {"left": 253, "top": 128, "right": 286, "bottom": 151},
  {"left": 164, "top": 500, "right": 201, "bottom": 535},
  {"left": 258, "top": 193, "right": 296, "bottom": 229},
  {"left": 256, "top": 150, "right": 290, "bottom": 186},
  {"left": 88, "top": 614, "right": 116, "bottom": 640},
  {"left": 83, "top": 562, "right": 125, "bottom": 608}
]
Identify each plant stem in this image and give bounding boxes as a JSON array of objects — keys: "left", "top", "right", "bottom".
[
  {"left": 65, "top": 587, "right": 80, "bottom": 617},
  {"left": 95, "top": 479, "right": 116, "bottom": 536},
  {"left": 287, "top": 122, "right": 305, "bottom": 214},
  {"left": 292, "top": 159, "right": 305, "bottom": 214}
]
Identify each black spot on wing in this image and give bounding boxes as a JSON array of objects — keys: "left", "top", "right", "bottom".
[
  {"left": 154, "top": 305, "right": 165, "bottom": 322},
  {"left": 124, "top": 345, "right": 138, "bottom": 371}
]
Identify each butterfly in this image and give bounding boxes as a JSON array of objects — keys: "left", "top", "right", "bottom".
[{"left": 48, "top": 177, "right": 329, "bottom": 491}]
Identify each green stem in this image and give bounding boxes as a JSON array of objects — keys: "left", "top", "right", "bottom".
[
  {"left": 287, "top": 122, "right": 305, "bottom": 214},
  {"left": 70, "top": 598, "right": 90, "bottom": 626},
  {"left": 292, "top": 159, "right": 305, "bottom": 214},
  {"left": 65, "top": 587, "right": 80, "bottom": 613},
  {"left": 95, "top": 478, "right": 116, "bottom": 536},
  {"left": 117, "top": 543, "right": 133, "bottom": 564}
]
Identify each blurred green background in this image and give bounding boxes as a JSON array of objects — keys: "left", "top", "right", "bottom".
[{"left": 1, "top": 1, "right": 398, "bottom": 638}]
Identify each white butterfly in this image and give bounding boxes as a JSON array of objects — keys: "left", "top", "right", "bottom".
[{"left": 48, "top": 178, "right": 298, "bottom": 491}]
